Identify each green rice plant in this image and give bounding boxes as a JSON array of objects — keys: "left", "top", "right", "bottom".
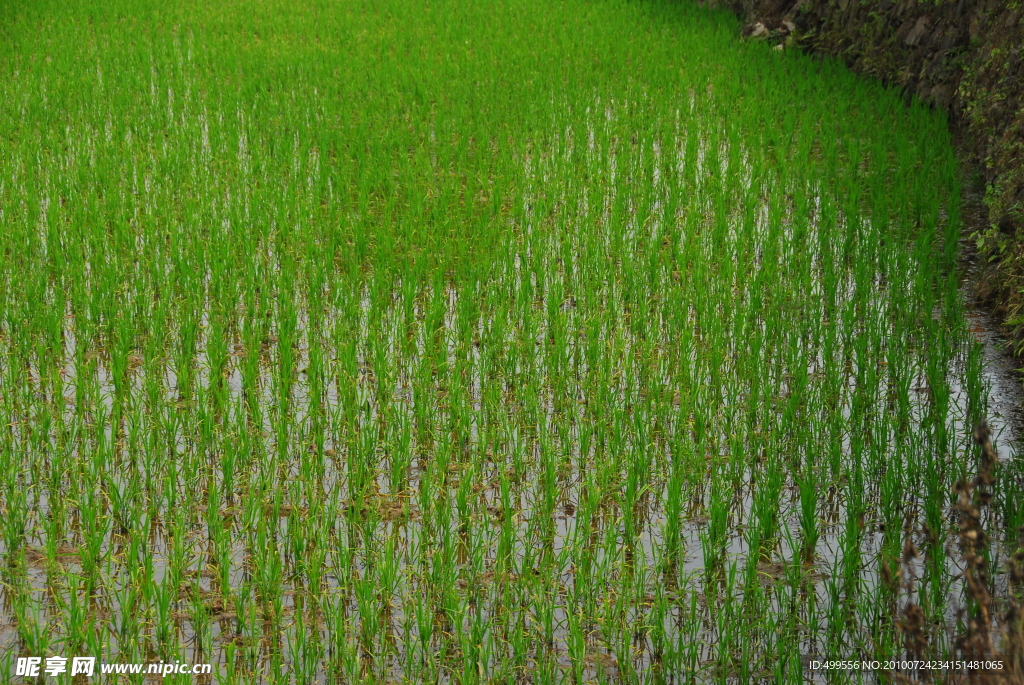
[
  {"left": 0, "top": 0, "right": 1016, "bottom": 681},
  {"left": 798, "top": 463, "right": 820, "bottom": 566},
  {"left": 700, "top": 464, "right": 730, "bottom": 571}
]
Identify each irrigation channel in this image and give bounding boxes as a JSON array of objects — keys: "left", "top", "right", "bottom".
[{"left": 2, "top": 0, "right": 1024, "bottom": 683}]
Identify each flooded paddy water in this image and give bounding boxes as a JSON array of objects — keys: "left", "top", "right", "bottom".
[{"left": 2, "top": 0, "right": 1024, "bottom": 683}]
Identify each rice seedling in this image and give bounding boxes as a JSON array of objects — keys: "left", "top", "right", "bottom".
[{"left": 1, "top": 0, "right": 1021, "bottom": 682}]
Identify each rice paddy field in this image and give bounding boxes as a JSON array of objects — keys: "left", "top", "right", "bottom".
[{"left": 2, "top": 0, "right": 1024, "bottom": 683}]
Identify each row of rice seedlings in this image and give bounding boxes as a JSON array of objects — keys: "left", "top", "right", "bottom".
[{"left": 1, "top": 0, "right": 1019, "bottom": 682}]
